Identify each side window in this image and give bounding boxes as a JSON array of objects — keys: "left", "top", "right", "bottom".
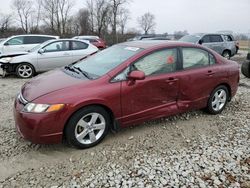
[
  {"left": 23, "top": 36, "right": 40, "bottom": 44},
  {"left": 72, "top": 41, "right": 88, "bottom": 50},
  {"left": 202, "top": 35, "right": 210, "bottom": 43},
  {"left": 6, "top": 37, "right": 24, "bottom": 45},
  {"left": 43, "top": 41, "right": 70, "bottom": 53},
  {"left": 182, "top": 48, "right": 209, "bottom": 69},
  {"left": 38, "top": 37, "right": 55, "bottom": 43},
  {"left": 224, "top": 35, "right": 233, "bottom": 42},
  {"left": 210, "top": 35, "right": 223, "bottom": 42},
  {"left": 133, "top": 48, "right": 178, "bottom": 76}
]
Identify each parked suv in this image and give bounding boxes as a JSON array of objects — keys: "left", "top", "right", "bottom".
[
  {"left": 179, "top": 33, "right": 237, "bottom": 59},
  {"left": 0, "top": 35, "right": 59, "bottom": 55}
]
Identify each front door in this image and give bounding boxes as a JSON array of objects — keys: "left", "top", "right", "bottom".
[
  {"left": 120, "top": 48, "right": 180, "bottom": 125},
  {"left": 37, "top": 41, "right": 72, "bottom": 71}
]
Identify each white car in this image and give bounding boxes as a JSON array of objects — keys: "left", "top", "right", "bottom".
[
  {"left": 0, "top": 39, "right": 98, "bottom": 78},
  {"left": 0, "top": 34, "right": 59, "bottom": 55}
]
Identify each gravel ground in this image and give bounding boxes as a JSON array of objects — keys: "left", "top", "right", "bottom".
[{"left": 0, "top": 53, "right": 249, "bottom": 188}]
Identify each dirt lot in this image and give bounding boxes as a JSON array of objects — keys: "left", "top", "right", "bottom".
[{"left": 0, "top": 52, "right": 249, "bottom": 187}]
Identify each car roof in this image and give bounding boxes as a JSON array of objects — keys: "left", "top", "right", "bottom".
[
  {"left": 8, "top": 34, "right": 59, "bottom": 38},
  {"left": 119, "top": 40, "right": 196, "bottom": 50}
]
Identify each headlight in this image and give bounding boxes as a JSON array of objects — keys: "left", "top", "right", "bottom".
[
  {"left": 0, "top": 57, "right": 12, "bottom": 63},
  {"left": 23, "top": 103, "right": 65, "bottom": 113}
]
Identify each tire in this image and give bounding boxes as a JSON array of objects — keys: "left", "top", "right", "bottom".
[
  {"left": 222, "top": 50, "right": 231, "bottom": 60},
  {"left": 65, "top": 106, "right": 111, "bottom": 149},
  {"left": 16, "top": 63, "right": 35, "bottom": 78},
  {"left": 206, "top": 85, "right": 229, "bottom": 115},
  {"left": 241, "top": 61, "right": 250, "bottom": 78}
]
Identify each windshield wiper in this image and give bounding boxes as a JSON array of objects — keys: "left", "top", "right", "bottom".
[
  {"left": 64, "top": 65, "right": 80, "bottom": 74},
  {"left": 73, "top": 66, "right": 92, "bottom": 79}
]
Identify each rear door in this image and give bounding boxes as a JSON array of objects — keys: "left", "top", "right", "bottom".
[
  {"left": 120, "top": 48, "right": 181, "bottom": 125},
  {"left": 202, "top": 35, "right": 225, "bottom": 55},
  {"left": 178, "top": 47, "right": 220, "bottom": 110},
  {"left": 37, "top": 41, "right": 72, "bottom": 71}
]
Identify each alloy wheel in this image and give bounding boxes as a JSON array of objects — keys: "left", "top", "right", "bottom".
[
  {"left": 17, "top": 64, "right": 33, "bottom": 78},
  {"left": 211, "top": 89, "right": 227, "bottom": 111},
  {"left": 74, "top": 112, "right": 106, "bottom": 145}
]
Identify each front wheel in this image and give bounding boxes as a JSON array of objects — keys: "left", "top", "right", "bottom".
[
  {"left": 16, "top": 63, "right": 35, "bottom": 78},
  {"left": 65, "top": 106, "right": 111, "bottom": 149},
  {"left": 206, "top": 86, "right": 229, "bottom": 115},
  {"left": 222, "top": 50, "right": 231, "bottom": 59}
]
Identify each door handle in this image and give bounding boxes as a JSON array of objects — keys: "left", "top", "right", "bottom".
[
  {"left": 63, "top": 53, "right": 70, "bottom": 56},
  {"left": 165, "top": 77, "right": 178, "bottom": 84},
  {"left": 206, "top": 70, "right": 215, "bottom": 76}
]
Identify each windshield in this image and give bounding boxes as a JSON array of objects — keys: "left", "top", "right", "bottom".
[
  {"left": 74, "top": 45, "right": 143, "bottom": 78},
  {"left": 179, "top": 35, "right": 200, "bottom": 43},
  {"left": 29, "top": 44, "right": 43, "bottom": 52}
]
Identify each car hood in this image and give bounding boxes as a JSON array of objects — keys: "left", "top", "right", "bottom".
[
  {"left": 22, "top": 69, "right": 88, "bottom": 102},
  {"left": 0, "top": 51, "right": 29, "bottom": 58}
]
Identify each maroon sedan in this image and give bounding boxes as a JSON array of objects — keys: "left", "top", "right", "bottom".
[{"left": 14, "top": 41, "right": 239, "bottom": 149}]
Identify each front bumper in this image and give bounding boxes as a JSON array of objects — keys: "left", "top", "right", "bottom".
[
  {"left": 0, "top": 63, "right": 6, "bottom": 77},
  {"left": 13, "top": 96, "right": 65, "bottom": 144}
]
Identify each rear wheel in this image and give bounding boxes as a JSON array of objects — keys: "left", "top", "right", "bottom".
[
  {"left": 206, "top": 85, "right": 229, "bottom": 114},
  {"left": 16, "top": 63, "right": 35, "bottom": 78},
  {"left": 222, "top": 50, "right": 231, "bottom": 59},
  {"left": 65, "top": 106, "right": 111, "bottom": 149},
  {"left": 241, "top": 61, "right": 250, "bottom": 78}
]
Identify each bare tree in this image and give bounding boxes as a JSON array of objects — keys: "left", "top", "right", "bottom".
[
  {"left": 108, "top": 0, "right": 129, "bottom": 43},
  {"left": 0, "top": 14, "right": 12, "bottom": 34},
  {"left": 12, "top": 0, "right": 34, "bottom": 33},
  {"left": 118, "top": 8, "right": 130, "bottom": 35},
  {"left": 86, "top": 0, "right": 110, "bottom": 36},
  {"left": 74, "top": 8, "right": 90, "bottom": 35},
  {"left": 41, "top": 0, "right": 74, "bottom": 36},
  {"left": 137, "top": 12, "right": 156, "bottom": 35}
]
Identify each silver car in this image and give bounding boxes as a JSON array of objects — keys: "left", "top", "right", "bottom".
[
  {"left": 179, "top": 33, "right": 237, "bottom": 59},
  {"left": 0, "top": 39, "right": 98, "bottom": 78}
]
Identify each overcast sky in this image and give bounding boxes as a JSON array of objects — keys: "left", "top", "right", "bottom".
[{"left": 0, "top": 0, "right": 249, "bottom": 34}]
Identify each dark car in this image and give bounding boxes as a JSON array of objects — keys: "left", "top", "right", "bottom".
[{"left": 14, "top": 41, "right": 239, "bottom": 149}]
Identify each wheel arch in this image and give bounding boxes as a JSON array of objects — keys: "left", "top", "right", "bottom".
[
  {"left": 222, "top": 49, "right": 231, "bottom": 56},
  {"left": 62, "top": 103, "right": 118, "bottom": 140},
  {"left": 212, "top": 83, "right": 232, "bottom": 101}
]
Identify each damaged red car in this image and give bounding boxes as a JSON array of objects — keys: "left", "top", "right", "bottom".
[{"left": 14, "top": 41, "right": 239, "bottom": 149}]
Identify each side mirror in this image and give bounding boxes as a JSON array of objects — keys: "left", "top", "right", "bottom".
[
  {"left": 127, "top": 70, "right": 145, "bottom": 81},
  {"left": 38, "top": 49, "right": 45, "bottom": 54},
  {"left": 198, "top": 39, "right": 203, "bottom": 45}
]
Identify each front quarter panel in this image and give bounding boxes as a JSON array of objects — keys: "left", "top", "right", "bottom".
[
  {"left": 32, "top": 77, "right": 122, "bottom": 131},
  {"left": 11, "top": 53, "right": 38, "bottom": 70}
]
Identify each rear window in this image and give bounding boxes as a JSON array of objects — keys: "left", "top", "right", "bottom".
[
  {"left": 72, "top": 41, "right": 88, "bottom": 50},
  {"left": 182, "top": 48, "right": 209, "bottom": 69}
]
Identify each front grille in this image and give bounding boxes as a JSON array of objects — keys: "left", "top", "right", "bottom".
[{"left": 18, "top": 92, "right": 28, "bottom": 105}]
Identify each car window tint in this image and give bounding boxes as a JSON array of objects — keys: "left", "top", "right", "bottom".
[
  {"left": 6, "top": 37, "right": 24, "bottom": 45},
  {"left": 202, "top": 35, "right": 210, "bottom": 43},
  {"left": 39, "top": 37, "right": 55, "bottom": 43},
  {"left": 72, "top": 41, "right": 88, "bottom": 50},
  {"left": 133, "top": 48, "right": 177, "bottom": 76},
  {"left": 183, "top": 48, "right": 209, "bottom": 69},
  {"left": 210, "top": 35, "right": 223, "bottom": 42},
  {"left": 43, "top": 41, "right": 70, "bottom": 52},
  {"left": 23, "top": 36, "right": 40, "bottom": 44}
]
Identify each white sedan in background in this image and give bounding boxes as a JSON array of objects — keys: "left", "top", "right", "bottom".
[{"left": 0, "top": 39, "right": 98, "bottom": 78}]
